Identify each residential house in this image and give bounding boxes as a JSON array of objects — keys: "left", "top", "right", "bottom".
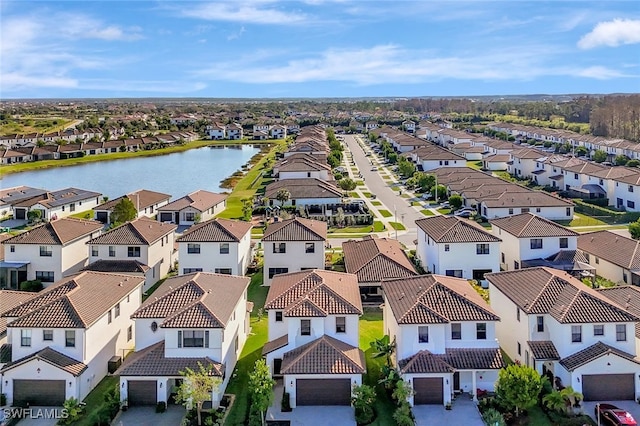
[
  {"left": 402, "top": 120, "right": 416, "bottom": 133},
  {"left": 578, "top": 230, "right": 640, "bottom": 285},
  {"left": 383, "top": 275, "right": 503, "bottom": 405},
  {"left": 176, "top": 218, "right": 253, "bottom": 276},
  {"left": 12, "top": 188, "right": 102, "bottom": 221},
  {"left": 264, "top": 179, "right": 343, "bottom": 212},
  {"left": 87, "top": 217, "right": 177, "bottom": 291},
  {"left": 206, "top": 123, "right": 226, "bottom": 140},
  {"left": 262, "top": 218, "right": 327, "bottom": 286},
  {"left": 93, "top": 189, "right": 171, "bottom": 224},
  {"left": 478, "top": 191, "right": 574, "bottom": 221},
  {"left": 274, "top": 158, "right": 331, "bottom": 181},
  {"left": 262, "top": 270, "right": 365, "bottom": 407},
  {"left": 226, "top": 123, "right": 243, "bottom": 140},
  {"left": 157, "top": 190, "right": 227, "bottom": 226},
  {"left": 116, "top": 272, "right": 251, "bottom": 406},
  {"left": 0, "top": 271, "right": 144, "bottom": 406},
  {"left": 0, "top": 290, "right": 36, "bottom": 348},
  {"left": 0, "top": 186, "right": 48, "bottom": 220},
  {"left": 270, "top": 125, "right": 287, "bottom": 139},
  {"left": 598, "top": 286, "right": 640, "bottom": 358}
]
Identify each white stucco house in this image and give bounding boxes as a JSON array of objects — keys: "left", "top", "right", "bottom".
[
  {"left": 478, "top": 191, "right": 574, "bottom": 221},
  {"left": 262, "top": 269, "right": 365, "bottom": 407},
  {"left": 11, "top": 188, "right": 102, "bottom": 221},
  {"left": 93, "top": 189, "right": 171, "bottom": 224},
  {"left": 0, "top": 186, "right": 48, "bottom": 220},
  {"left": 176, "top": 218, "right": 253, "bottom": 276},
  {"left": 578, "top": 230, "right": 640, "bottom": 286},
  {"left": 1, "top": 218, "right": 103, "bottom": 289},
  {"left": 262, "top": 217, "right": 327, "bottom": 286},
  {"left": 0, "top": 290, "right": 36, "bottom": 348},
  {"left": 598, "top": 286, "right": 640, "bottom": 357},
  {"left": 116, "top": 272, "right": 251, "bottom": 407},
  {"left": 264, "top": 179, "right": 343, "bottom": 211},
  {"left": 487, "top": 267, "right": 640, "bottom": 401},
  {"left": 87, "top": 217, "right": 177, "bottom": 291},
  {"left": 0, "top": 271, "right": 144, "bottom": 406},
  {"left": 382, "top": 275, "right": 504, "bottom": 405},
  {"left": 157, "top": 190, "right": 227, "bottom": 226}
]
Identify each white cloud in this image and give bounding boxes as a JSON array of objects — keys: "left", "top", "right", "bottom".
[
  {"left": 227, "top": 26, "right": 246, "bottom": 41},
  {"left": 578, "top": 18, "right": 640, "bottom": 49},
  {"left": 179, "top": 2, "right": 308, "bottom": 24},
  {"left": 576, "top": 66, "right": 626, "bottom": 80}
]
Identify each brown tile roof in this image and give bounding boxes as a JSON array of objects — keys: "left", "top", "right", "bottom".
[
  {"left": 95, "top": 189, "right": 171, "bottom": 212},
  {"left": 578, "top": 231, "right": 640, "bottom": 270},
  {"left": 262, "top": 334, "right": 289, "bottom": 355},
  {"left": 82, "top": 259, "right": 150, "bottom": 274},
  {"left": 2, "top": 271, "right": 144, "bottom": 328},
  {"left": 443, "top": 347, "right": 505, "bottom": 370},
  {"left": 262, "top": 217, "right": 327, "bottom": 241},
  {"left": 157, "top": 190, "right": 227, "bottom": 213},
  {"left": 399, "top": 350, "right": 455, "bottom": 374},
  {"left": 116, "top": 341, "right": 223, "bottom": 376},
  {"left": 280, "top": 335, "right": 365, "bottom": 375},
  {"left": 597, "top": 286, "right": 640, "bottom": 339},
  {"left": 342, "top": 237, "right": 417, "bottom": 284},
  {"left": 415, "top": 216, "right": 501, "bottom": 243},
  {"left": 481, "top": 191, "right": 573, "bottom": 208},
  {"left": 527, "top": 341, "right": 560, "bottom": 360},
  {"left": 0, "top": 347, "right": 87, "bottom": 376},
  {"left": 177, "top": 218, "right": 252, "bottom": 243},
  {"left": 87, "top": 216, "right": 176, "bottom": 245},
  {"left": 131, "top": 272, "right": 250, "bottom": 328},
  {"left": 265, "top": 270, "right": 362, "bottom": 316},
  {"left": 3, "top": 218, "right": 103, "bottom": 245},
  {"left": 490, "top": 213, "right": 578, "bottom": 238},
  {"left": 559, "top": 342, "right": 639, "bottom": 372},
  {"left": 382, "top": 275, "right": 499, "bottom": 325},
  {"left": 486, "top": 267, "right": 639, "bottom": 323},
  {"left": 0, "top": 290, "right": 36, "bottom": 337},
  {"left": 264, "top": 178, "right": 342, "bottom": 200}
]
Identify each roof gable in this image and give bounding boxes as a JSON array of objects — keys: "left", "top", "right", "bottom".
[
  {"left": 415, "top": 216, "right": 501, "bottom": 243},
  {"left": 262, "top": 217, "right": 327, "bottom": 241},
  {"left": 88, "top": 217, "right": 176, "bottom": 245}
]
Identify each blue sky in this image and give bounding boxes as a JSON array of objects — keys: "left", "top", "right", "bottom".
[{"left": 1, "top": 1, "right": 639, "bottom": 98}]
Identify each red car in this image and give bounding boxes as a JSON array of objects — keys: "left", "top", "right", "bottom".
[{"left": 595, "top": 404, "right": 638, "bottom": 426}]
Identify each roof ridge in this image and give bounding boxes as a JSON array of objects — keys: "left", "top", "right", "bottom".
[
  {"left": 630, "top": 240, "right": 640, "bottom": 269},
  {"left": 135, "top": 279, "right": 203, "bottom": 315},
  {"left": 433, "top": 280, "right": 498, "bottom": 319},
  {"left": 284, "top": 296, "right": 327, "bottom": 316},
  {"left": 314, "top": 282, "right": 361, "bottom": 314},
  {"left": 286, "top": 335, "right": 327, "bottom": 368},
  {"left": 527, "top": 270, "right": 557, "bottom": 312}
]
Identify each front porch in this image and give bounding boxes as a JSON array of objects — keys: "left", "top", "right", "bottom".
[{"left": 0, "top": 261, "right": 29, "bottom": 289}]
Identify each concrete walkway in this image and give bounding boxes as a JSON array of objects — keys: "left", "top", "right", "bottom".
[
  {"left": 413, "top": 395, "right": 484, "bottom": 426},
  {"left": 111, "top": 405, "right": 185, "bottom": 426}
]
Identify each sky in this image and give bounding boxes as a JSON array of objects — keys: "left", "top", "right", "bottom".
[{"left": 1, "top": 1, "right": 639, "bottom": 99}]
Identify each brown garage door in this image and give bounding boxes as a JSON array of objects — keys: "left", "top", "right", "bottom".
[
  {"left": 582, "top": 374, "right": 634, "bottom": 401},
  {"left": 414, "top": 377, "right": 444, "bottom": 405},
  {"left": 296, "top": 379, "right": 351, "bottom": 406},
  {"left": 128, "top": 380, "right": 157, "bottom": 406},
  {"left": 14, "top": 379, "right": 65, "bottom": 406}
]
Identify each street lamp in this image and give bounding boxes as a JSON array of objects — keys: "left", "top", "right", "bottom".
[{"left": 394, "top": 204, "right": 398, "bottom": 240}]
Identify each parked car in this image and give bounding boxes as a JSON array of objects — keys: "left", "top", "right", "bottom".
[
  {"left": 440, "top": 201, "right": 451, "bottom": 209},
  {"left": 595, "top": 404, "right": 637, "bottom": 426},
  {"left": 420, "top": 193, "right": 433, "bottom": 200},
  {"left": 370, "top": 166, "right": 377, "bottom": 171},
  {"left": 454, "top": 210, "right": 474, "bottom": 218}
]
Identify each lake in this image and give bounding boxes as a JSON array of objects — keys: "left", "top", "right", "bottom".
[{"left": 0, "top": 145, "right": 261, "bottom": 199}]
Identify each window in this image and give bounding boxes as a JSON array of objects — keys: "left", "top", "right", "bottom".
[
  {"left": 35, "top": 271, "right": 55, "bottom": 282},
  {"left": 185, "top": 212, "right": 195, "bottom": 222},
  {"left": 476, "top": 244, "right": 490, "bottom": 255},
  {"left": 65, "top": 330, "right": 76, "bottom": 347},
  {"left": 593, "top": 324, "right": 604, "bottom": 336},
  {"left": 616, "top": 324, "right": 627, "bottom": 341},
  {"left": 180, "top": 330, "right": 208, "bottom": 348},
  {"left": 39, "top": 246, "right": 52, "bottom": 257},
  {"left": 629, "top": 185, "right": 634, "bottom": 193},
  {"left": 275, "top": 311, "right": 283, "bottom": 322},
  {"left": 336, "top": 317, "right": 346, "bottom": 333},
  {"left": 571, "top": 325, "right": 582, "bottom": 343},
  {"left": 521, "top": 208, "right": 530, "bottom": 213},
  {"left": 108, "top": 311, "right": 112, "bottom": 324},
  {"left": 444, "top": 244, "right": 450, "bottom": 252},
  {"left": 595, "top": 257, "right": 599, "bottom": 264},
  {"left": 537, "top": 316, "right": 544, "bottom": 333},
  {"left": 109, "top": 246, "right": 116, "bottom": 257},
  {"left": 501, "top": 252, "right": 505, "bottom": 263},
  {"left": 301, "top": 319, "right": 311, "bottom": 336},
  {"left": 574, "top": 173, "right": 578, "bottom": 179},
  {"left": 628, "top": 200, "right": 635, "bottom": 209},
  {"left": 43, "top": 330, "right": 53, "bottom": 341},
  {"left": 476, "top": 323, "right": 487, "bottom": 340},
  {"left": 235, "top": 336, "right": 239, "bottom": 353},
  {"left": 150, "top": 321, "right": 158, "bottom": 332},
  {"left": 115, "top": 303, "right": 120, "bottom": 318},
  {"left": 445, "top": 270, "right": 463, "bottom": 278},
  {"left": 187, "top": 243, "right": 201, "bottom": 254},
  {"left": 273, "top": 243, "right": 286, "bottom": 254},
  {"left": 21, "top": 329, "right": 31, "bottom": 347},
  {"left": 305, "top": 243, "right": 315, "bottom": 253},
  {"left": 91, "top": 246, "right": 98, "bottom": 256},
  {"left": 566, "top": 207, "right": 571, "bottom": 217},
  {"left": 219, "top": 243, "right": 230, "bottom": 254},
  {"left": 418, "top": 326, "right": 429, "bottom": 343},
  {"left": 559, "top": 238, "right": 568, "bottom": 249},
  {"left": 508, "top": 208, "right": 514, "bottom": 215},
  {"left": 214, "top": 268, "right": 232, "bottom": 275},
  {"left": 451, "top": 323, "right": 462, "bottom": 340},
  {"left": 268, "top": 267, "right": 289, "bottom": 279},
  {"left": 530, "top": 238, "right": 543, "bottom": 249},
  {"left": 183, "top": 268, "right": 203, "bottom": 274},
  {"left": 127, "top": 246, "right": 140, "bottom": 257},
  {"left": 127, "top": 325, "right": 132, "bottom": 342},
  {"left": 10, "top": 245, "right": 15, "bottom": 253},
  {"left": 516, "top": 308, "right": 521, "bottom": 322},
  {"left": 69, "top": 203, "right": 75, "bottom": 212},
  {"left": 536, "top": 207, "right": 541, "bottom": 213},
  {"left": 517, "top": 342, "right": 521, "bottom": 355}
]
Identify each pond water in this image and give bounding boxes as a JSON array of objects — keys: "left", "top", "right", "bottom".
[{"left": 0, "top": 145, "right": 262, "bottom": 199}]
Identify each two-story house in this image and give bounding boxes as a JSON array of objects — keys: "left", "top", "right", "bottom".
[
  {"left": 598, "top": 286, "right": 640, "bottom": 358},
  {"left": 93, "top": 189, "right": 171, "bottom": 224},
  {"left": 415, "top": 216, "right": 501, "bottom": 283},
  {"left": 578, "top": 230, "right": 640, "bottom": 286},
  {"left": 87, "top": 217, "right": 177, "bottom": 291},
  {"left": 487, "top": 267, "right": 640, "bottom": 401},
  {"left": 262, "top": 270, "right": 365, "bottom": 407},
  {"left": 176, "top": 218, "right": 253, "bottom": 276},
  {"left": 116, "top": 272, "right": 250, "bottom": 407},
  {"left": 491, "top": 213, "right": 579, "bottom": 272},
  {"left": 262, "top": 218, "right": 326, "bottom": 286},
  {"left": 0, "top": 290, "right": 35, "bottom": 349},
  {"left": 2, "top": 218, "right": 103, "bottom": 289},
  {"left": 0, "top": 271, "right": 144, "bottom": 406},
  {"left": 157, "top": 190, "right": 227, "bottom": 226}
]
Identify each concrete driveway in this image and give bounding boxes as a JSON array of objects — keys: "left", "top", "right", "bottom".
[
  {"left": 583, "top": 400, "right": 640, "bottom": 424},
  {"left": 413, "top": 397, "right": 484, "bottom": 426},
  {"left": 14, "top": 407, "right": 63, "bottom": 426},
  {"left": 111, "top": 405, "right": 185, "bottom": 426},
  {"left": 266, "top": 406, "right": 356, "bottom": 426}
]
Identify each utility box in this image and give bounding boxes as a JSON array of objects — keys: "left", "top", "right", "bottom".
[{"left": 108, "top": 355, "right": 122, "bottom": 374}]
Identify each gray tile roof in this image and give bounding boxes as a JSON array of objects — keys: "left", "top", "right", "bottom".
[
  {"left": 0, "top": 347, "right": 87, "bottom": 376},
  {"left": 527, "top": 341, "right": 560, "bottom": 360},
  {"left": 559, "top": 341, "right": 639, "bottom": 372},
  {"left": 13, "top": 188, "right": 101, "bottom": 209},
  {"left": 116, "top": 341, "right": 223, "bottom": 376},
  {"left": 177, "top": 218, "right": 252, "bottom": 243},
  {"left": 342, "top": 237, "right": 417, "bottom": 284},
  {"left": 4, "top": 218, "right": 103, "bottom": 245},
  {"left": 415, "top": 216, "right": 501, "bottom": 243},
  {"left": 88, "top": 216, "right": 176, "bottom": 245},
  {"left": 262, "top": 217, "right": 327, "bottom": 241},
  {"left": 280, "top": 335, "right": 365, "bottom": 375},
  {"left": 578, "top": 230, "right": 640, "bottom": 270},
  {"left": 491, "top": 213, "right": 578, "bottom": 238}
]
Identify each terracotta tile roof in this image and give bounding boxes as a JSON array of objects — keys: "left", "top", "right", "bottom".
[
  {"left": 527, "top": 341, "right": 560, "bottom": 360},
  {"left": 415, "top": 216, "right": 501, "bottom": 243},
  {"left": 265, "top": 270, "right": 362, "bottom": 316},
  {"left": 559, "top": 342, "right": 639, "bottom": 372},
  {"left": 578, "top": 231, "right": 640, "bottom": 270},
  {"left": 398, "top": 350, "right": 455, "bottom": 374},
  {"left": 264, "top": 179, "right": 342, "bottom": 200},
  {"left": 82, "top": 259, "right": 150, "bottom": 274},
  {"left": 177, "top": 218, "right": 252, "bottom": 243},
  {"left": 486, "top": 267, "right": 639, "bottom": 323},
  {"left": 490, "top": 213, "right": 578, "bottom": 238},
  {"left": 0, "top": 290, "right": 36, "bottom": 337},
  {"left": 157, "top": 190, "right": 227, "bottom": 213},
  {"left": 131, "top": 272, "right": 250, "bottom": 328},
  {"left": 262, "top": 217, "right": 327, "bottom": 241},
  {"left": 116, "top": 341, "right": 223, "bottom": 376},
  {"left": 342, "top": 237, "right": 417, "bottom": 283},
  {"left": 280, "top": 335, "right": 365, "bottom": 375},
  {"left": 87, "top": 216, "right": 176, "bottom": 245},
  {"left": 2, "top": 271, "right": 144, "bottom": 328},
  {"left": 597, "top": 286, "right": 640, "bottom": 339},
  {"left": 262, "top": 334, "right": 289, "bottom": 355},
  {"left": 0, "top": 347, "right": 87, "bottom": 376},
  {"left": 382, "top": 275, "right": 499, "bottom": 325},
  {"left": 3, "top": 218, "right": 103, "bottom": 245},
  {"left": 443, "top": 348, "right": 505, "bottom": 370},
  {"left": 95, "top": 189, "right": 171, "bottom": 212}
]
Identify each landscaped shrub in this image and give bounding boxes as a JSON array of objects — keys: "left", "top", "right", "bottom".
[
  {"left": 156, "top": 401, "right": 167, "bottom": 413},
  {"left": 19, "top": 280, "right": 43, "bottom": 292},
  {"left": 352, "top": 384, "right": 376, "bottom": 425},
  {"left": 392, "top": 401, "right": 414, "bottom": 426},
  {"left": 281, "top": 392, "right": 291, "bottom": 412},
  {"left": 481, "top": 408, "right": 506, "bottom": 426}
]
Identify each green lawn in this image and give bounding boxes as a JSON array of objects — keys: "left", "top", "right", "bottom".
[
  {"left": 437, "top": 208, "right": 452, "bottom": 215},
  {"left": 389, "top": 222, "right": 406, "bottom": 230},
  {"left": 466, "top": 161, "right": 483, "bottom": 170},
  {"left": 355, "top": 180, "right": 365, "bottom": 186},
  {"left": 400, "top": 194, "right": 410, "bottom": 199},
  {"left": 70, "top": 209, "right": 94, "bottom": 220},
  {"left": 328, "top": 221, "right": 385, "bottom": 233},
  {"left": 75, "top": 375, "right": 119, "bottom": 426},
  {"left": 251, "top": 227, "right": 264, "bottom": 236},
  {"left": 554, "top": 213, "right": 607, "bottom": 227},
  {"left": 420, "top": 209, "right": 435, "bottom": 216},
  {"left": 410, "top": 201, "right": 420, "bottom": 206},
  {"left": 348, "top": 192, "right": 359, "bottom": 198},
  {"left": 378, "top": 209, "right": 393, "bottom": 218},
  {"left": 371, "top": 200, "right": 382, "bottom": 206}
]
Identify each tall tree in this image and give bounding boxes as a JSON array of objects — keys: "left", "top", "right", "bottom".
[
  {"left": 111, "top": 197, "right": 137, "bottom": 224},
  {"left": 248, "top": 359, "right": 275, "bottom": 426},
  {"left": 495, "top": 364, "right": 543, "bottom": 417},
  {"left": 175, "top": 362, "right": 222, "bottom": 426},
  {"left": 275, "top": 188, "right": 290, "bottom": 206}
]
